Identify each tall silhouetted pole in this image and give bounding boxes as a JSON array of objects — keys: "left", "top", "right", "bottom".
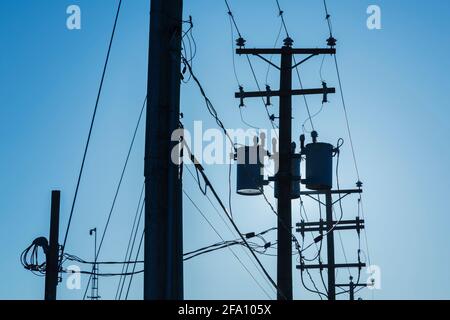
[
  {"left": 276, "top": 39, "right": 294, "bottom": 300},
  {"left": 45, "top": 190, "right": 60, "bottom": 300},
  {"left": 235, "top": 41, "right": 335, "bottom": 300},
  {"left": 144, "top": 0, "right": 184, "bottom": 300}
]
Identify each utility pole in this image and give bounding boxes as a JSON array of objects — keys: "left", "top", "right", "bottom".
[
  {"left": 336, "top": 276, "right": 369, "bottom": 301},
  {"left": 325, "top": 191, "right": 336, "bottom": 299},
  {"left": 277, "top": 39, "right": 294, "bottom": 301},
  {"left": 44, "top": 190, "right": 60, "bottom": 301},
  {"left": 144, "top": 0, "right": 184, "bottom": 300},
  {"left": 235, "top": 39, "right": 335, "bottom": 300},
  {"left": 296, "top": 188, "right": 365, "bottom": 300}
]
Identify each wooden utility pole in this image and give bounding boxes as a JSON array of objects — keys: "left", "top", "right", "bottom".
[
  {"left": 297, "top": 188, "right": 365, "bottom": 300},
  {"left": 144, "top": 0, "right": 184, "bottom": 300},
  {"left": 235, "top": 39, "right": 335, "bottom": 300},
  {"left": 44, "top": 190, "right": 60, "bottom": 300},
  {"left": 325, "top": 191, "right": 336, "bottom": 299}
]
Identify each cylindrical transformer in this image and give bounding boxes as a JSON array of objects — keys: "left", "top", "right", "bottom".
[
  {"left": 274, "top": 157, "right": 301, "bottom": 199},
  {"left": 303, "top": 142, "right": 333, "bottom": 190},
  {"left": 236, "top": 145, "right": 264, "bottom": 196}
]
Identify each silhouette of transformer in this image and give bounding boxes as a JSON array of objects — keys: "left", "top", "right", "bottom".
[{"left": 235, "top": 131, "right": 336, "bottom": 197}]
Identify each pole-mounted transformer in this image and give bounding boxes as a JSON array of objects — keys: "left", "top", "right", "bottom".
[{"left": 301, "top": 131, "right": 334, "bottom": 191}]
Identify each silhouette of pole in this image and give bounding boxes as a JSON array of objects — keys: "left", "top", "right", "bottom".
[
  {"left": 325, "top": 191, "right": 336, "bottom": 300},
  {"left": 144, "top": 0, "right": 184, "bottom": 300},
  {"left": 45, "top": 190, "right": 60, "bottom": 300},
  {"left": 276, "top": 39, "right": 294, "bottom": 300},
  {"left": 235, "top": 44, "right": 335, "bottom": 300}
]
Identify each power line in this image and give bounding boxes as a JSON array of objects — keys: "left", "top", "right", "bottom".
[
  {"left": 275, "top": 0, "right": 290, "bottom": 38},
  {"left": 322, "top": 0, "right": 372, "bottom": 299},
  {"left": 115, "top": 183, "right": 144, "bottom": 299},
  {"left": 184, "top": 164, "right": 277, "bottom": 294},
  {"left": 183, "top": 143, "right": 286, "bottom": 299},
  {"left": 183, "top": 189, "right": 273, "bottom": 299},
  {"left": 61, "top": 0, "right": 123, "bottom": 256},
  {"left": 83, "top": 95, "right": 147, "bottom": 299},
  {"left": 182, "top": 57, "right": 237, "bottom": 152},
  {"left": 124, "top": 229, "right": 145, "bottom": 300},
  {"left": 116, "top": 186, "right": 145, "bottom": 300},
  {"left": 265, "top": 21, "right": 283, "bottom": 85},
  {"left": 299, "top": 198, "right": 328, "bottom": 296},
  {"left": 322, "top": 0, "right": 360, "bottom": 182},
  {"left": 224, "top": 0, "right": 280, "bottom": 133},
  {"left": 273, "top": 0, "right": 316, "bottom": 133}
]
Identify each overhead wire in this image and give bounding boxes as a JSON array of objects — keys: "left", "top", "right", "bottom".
[
  {"left": 61, "top": 0, "right": 123, "bottom": 259},
  {"left": 116, "top": 188, "right": 145, "bottom": 300},
  {"left": 184, "top": 164, "right": 277, "bottom": 295},
  {"left": 183, "top": 189, "right": 273, "bottom": 299},
  {"left": 82, "top": 95, "right": 147, "bottom": 299},
  {"left": 114, "top": 183, "right": 144, "bottom": 299},
  {"left": 182, "top": 143, "right": 286, "bottom": 299},
  {"left": 124, "top": 229, "right": 145, "bottom": 300},
  {"left": 298, "top": 197, "right": 328, "bottom": 298},
  {"left": 322, "top": 0, "right": 372, "bottom": 298},
  {"left": 224, "top": 0, "right": 280, "bottom": 133},
  {"left": 259, "top": 178, "right": 327, "bottom": 299},
  {"left": 182, "top": 57, "right": 237, "bottom": 152},
  {"left": 274, "top": 0, "right": 317, "bottom": 133},
  {"left": 322, "top": 0, "right": 360, "bottom": 182}
]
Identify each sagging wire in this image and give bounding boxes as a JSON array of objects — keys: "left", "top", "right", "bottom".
[
  {"left": 184, "top": 227, "right": 277, "bottom": 261},
  {"left": 227, "top": 15, "right": 261, "bottom": 131},
  {"left": 20, "top": 237, "right": 50, "bottom": 277},
  {"left": 182, "top": 142, "right": 286, "bottom": 299},
  {"left": 273, "top": 0, "right": 319, "bottom": 135},
  {"left": 181, "top": 17, "right": 196, "bottom": 84},
  {"left": 265, "top": 20, "right": 284, "bottom": 86},
  {"left": 322, "top": 0, "right": 360, "bottom": 183},
  {"left": 181, "top": 56, "right": 237, "bottom": 153},
  {"left": 224, "top": 0, "right": 280, "bottom": 134},
  {"left": 258, "top": 178, "right": 327, "bottom": 298},
  {"left": 183, "top": 189, "right": 273, "bottom": 299},
  {"left": 184, "top": 164, "right": 278, "bottom": 295},
  {"left": 298, "top": 197, "right": 328, "bottom": 297},
  {"left": 61, "top": 0, "right": 123, "bottom": 265}
]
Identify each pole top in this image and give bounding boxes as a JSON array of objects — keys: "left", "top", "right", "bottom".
[{"left": 283, "top": 37, "right": 293, "bottom": 47}]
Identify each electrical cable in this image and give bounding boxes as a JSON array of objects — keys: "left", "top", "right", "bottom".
[
  {"left": 274, "top": 0, "right": 320, "bottom": 136},
  {"left": 299, "top": 197, "right": 328, "bottom": 297},
  {"left": 265, "top": 21, "right": 283, "bottom": 86},
  {"left": 224, "top": 0, "right": 280, "bottom": 134},
  {"left": 322, "top": 0, "right": 360, "bottom": 182},
  {"left": 83, "top": 95, "right": 147, "bottom": 299},
  {"left": 275, "top": 0, "right": 290, "bottom": 38},
  {"left": 115, "top": 183, "right": 144, "bottom": 299},
  {"left": 182, "top": 57, "right": 237, "bottom": 152},
  {"left": 183, "top": 189, "right": 273, "bottom": 299},
  {"left": 116, "top": 194, "right": 145, "bottom": 300},
  {"left": 124, "top": 229, "right": 145, "bottom": 300},
  {"left": 183, "top": 143, "right": 285, "bottom": 299},
  {"left": 61, "top": 0, "right": 123, "bottom": 258},
  {"left": 184, "top": 164, "right": 277, "bottom": 294}
]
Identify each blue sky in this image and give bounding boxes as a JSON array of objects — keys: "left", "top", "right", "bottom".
[{"left": 1, "top": 0, "right": 449, "bottom": 300}]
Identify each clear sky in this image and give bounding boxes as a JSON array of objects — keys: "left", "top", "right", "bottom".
[{"left": 1, "top": 0, "right": 449, "bottom": 300}]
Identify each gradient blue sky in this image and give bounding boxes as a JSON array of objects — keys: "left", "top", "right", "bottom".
[{"left": 1, "top": 0, "right": 449, "bottom": 300}]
